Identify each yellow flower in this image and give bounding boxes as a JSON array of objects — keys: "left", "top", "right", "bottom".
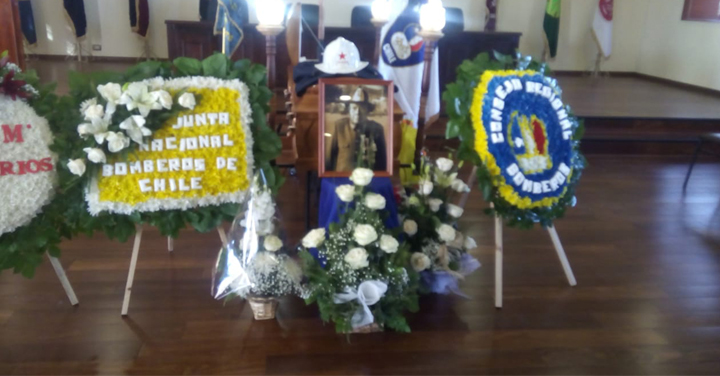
[{"left": 97, "top": 87, "right": 251, "bottom": 207}]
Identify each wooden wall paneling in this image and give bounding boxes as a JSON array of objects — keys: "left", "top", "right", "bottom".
[{"left": 0, "top": 0, "right": 25, "bottom": 71}]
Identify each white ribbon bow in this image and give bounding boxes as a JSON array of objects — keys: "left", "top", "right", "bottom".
[{"left": 333, "top": 280, "right": 388, "bottom": 328}]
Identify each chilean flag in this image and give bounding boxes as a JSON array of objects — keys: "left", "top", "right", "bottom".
[{"left": 592, "top": 0, "right": 613, "bottom": 57}]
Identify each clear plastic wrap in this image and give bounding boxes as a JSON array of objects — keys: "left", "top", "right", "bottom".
[{"left": 211, "top": 178, "right": 303, "bottom": 302}]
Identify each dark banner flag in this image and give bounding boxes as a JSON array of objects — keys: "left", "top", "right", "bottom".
[
  {"left": 214, "top": 0, "right": 248, "bottom": 57},
  {"left": 129, "top": 0, "right": 149, "bottom": 37},
  {"left": 18, "top": 0, "right": 37, "bottom": 46},
  {"left": 199, "top": 0, "right": 219, "bottom": 21},
  {"left": 63, "top": 0, "right": 87, "bottom": 39}
]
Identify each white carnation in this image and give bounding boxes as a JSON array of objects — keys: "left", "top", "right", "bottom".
[
  {"left": 344, "top": 247, "right": 369, "bottom": 269},
  {"left": 335, "top": 184, "right": 355, "bottom": 203},
  {"left": 435, "top": 157, "right": 454, "bottom": 172},
  {"left": 353, "top": 224, "right": 378, "bottom": 246},
  {"left": 379, "top": 234, "right": 399, "bottom": 254},
  {"left": 437, "top": 224, "right": 457, "bottom": 243},
  {"left": 178, "top": 92, "right": 196, "bottom": 110},
  {"left": 446, "top": 203, "right": 464, "bottom": 218},
  {"left": 364, "top": 193, "right": 386, "bottom": 210},
  {"left": 83, "top": 103, "right": 105, "bottom": 121},
  {"left": 411, "top": 253, "right": 431, "bottom": 272},
  {"left": 428, "top": 198, "right": 443, "bottom": 212},
  {"left": 349, "top": 168, "right": 373, "bottom": 186},
  {"left": 83, "top": 147, "right": 106, "bottom": 164},
  {"left": 403, "top": 220, "right": 418, "bottom": 236},
  {"left": 67, "top": 159, "right": 86, "bottom": 176},
  {"left": 302, "top": 228, "right": 326, "bottom": 248},
  {"left": 263, "top": 235, "right": 283, "bottom": 252}
]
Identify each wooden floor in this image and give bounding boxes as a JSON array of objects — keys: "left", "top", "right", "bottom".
[
  {"left": 555, "top": 75, "right": 720, "bottom": 120},
  {"left": 3, "top": 155, "right": 720, "bottom": 375}
]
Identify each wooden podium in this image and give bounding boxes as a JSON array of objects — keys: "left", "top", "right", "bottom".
[{"left": 0, "top": 0, "right": 25, "bottom": 70}]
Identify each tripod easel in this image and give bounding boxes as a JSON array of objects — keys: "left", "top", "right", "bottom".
[{"left": 459, "top": 166, "right": 577, "bottom": 308}]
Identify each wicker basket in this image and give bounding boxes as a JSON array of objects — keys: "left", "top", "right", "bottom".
[
  {"left": 247, "top": 296, "right": 279, "bottom": 320},
  {"left": 349, "top": 322, "right": 382, "bottom": 333}
]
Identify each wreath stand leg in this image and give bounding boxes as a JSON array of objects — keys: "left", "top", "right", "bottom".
[
  {"left": 494, "top": 210, "right": 503, "bottom": 309},
  {"left": 167, "top": 237, "right": 173, "bottom": 252},
  {"left": 217, "top": 226, "right": 228, "bottom": 247},
  {"left": 546, "top": 225, "right": 577, "bottom": 286},
  {"left": 121, "top": 226, "right": 143, "bottom": 316},
  {"left": 47, "top": 254, "right": 79, "bottom": 306}
]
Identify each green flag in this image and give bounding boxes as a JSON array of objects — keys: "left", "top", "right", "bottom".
[{"left": 543, "top": 0, "right": 561, "bottom": 58}]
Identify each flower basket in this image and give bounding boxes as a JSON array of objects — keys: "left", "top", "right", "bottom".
[
  {"left": 348, "top": 322, "right": 383, "bottom": 334},
  {"left": 247, "top": 295, "right": 279, "bottom": 320}
]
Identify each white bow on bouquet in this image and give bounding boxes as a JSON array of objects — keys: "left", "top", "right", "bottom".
[{"left": 333, "top": 280, "right": 388, "bottom": 328}]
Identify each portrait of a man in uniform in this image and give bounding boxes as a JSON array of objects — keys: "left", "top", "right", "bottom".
[{"left": 320, "top": 80, "right": 392, "bottom": 176}]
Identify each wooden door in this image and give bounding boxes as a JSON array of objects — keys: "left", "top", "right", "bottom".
[{"left": 0, "top": 0, "right": 25, "bottom": 70}]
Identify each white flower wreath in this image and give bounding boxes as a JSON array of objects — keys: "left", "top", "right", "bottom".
[{"left": 0, "top": 96, "right": 57, "bottom": 235}]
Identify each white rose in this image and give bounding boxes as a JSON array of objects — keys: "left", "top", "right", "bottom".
[
  {"left": 106, "top": 131, "right": 131, "bottom": 153},
  {"left": 411, "top": 253, "right": 431, "bottom": 272},
  {"left": 154, "top": 90, "right": 173, "bottom": 110},
  {"left": 364, "top": 193, "right": 386, "bottom": 210},
  {"left": 83, "top": 147, "right": 106, "bottom": 164},
  {"left": 97, "top": 83, "right": 122, "bottom": 115},
  {"left": 335, "top": 184, "right": 355, "bottom": 203},
  {"left": 446, "top": 203, "right": 464, "bottom": 218},
  {"left": 437, "top": 224, "right": 457, "bottom": 243},
  {"left": 435, "top": 157, "right": 454, "bottom": 172},
  {"left": 379, "top": 234, "right": 399, "bottom": 254},
  {"left": 263, "top": 235, "right": 283, "bottom": 252},
  {"left": 419, "top": 180, "right": 433, "bottom": 196},
  {"left": 451, "top": 178, "right": 470, "bottom": 193},
  {"left": 353, "top": 224, "right": 378, "bottom": 246},
  {"left": 403, "top": 219, "right": 418, "bottom": 236},
  {"left": 464, "top": 236, "right": 478, "bottom": 250},
  {"left": 178, "top": 92, "right": 196, "bottom": 110},
  {"left": 83, "top": 103, "right": 104, "bottom": 121},
  {"left": 428, "top": 198, "right": 443, "bottom": 212},
  {"left": 67, "top": 159, "right": 86, "bottom": 176},
  {"left": 344, "top": 247, "right": 369, "bottom": 269},
  {"left": 349, "top": 168, "right": 373, "bottom": 186},
  {"left": 302, "top": 228, "right": 326, "bottom": 248}
]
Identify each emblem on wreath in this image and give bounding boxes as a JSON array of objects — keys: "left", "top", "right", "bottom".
[{"left": 508, "top": 111, "right": 551, "bottom": 175}]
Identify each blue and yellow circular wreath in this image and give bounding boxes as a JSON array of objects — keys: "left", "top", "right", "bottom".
[{"left": 444, "top": 54, "right": 586, "bottom": 228}]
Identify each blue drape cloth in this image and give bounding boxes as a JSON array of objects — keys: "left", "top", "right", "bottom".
[
  {"left": 319, "top": 177, "right": 400, "bottom": 230},
  {"left": 310, "top": 177, "right": 399, "bottom": 262}
]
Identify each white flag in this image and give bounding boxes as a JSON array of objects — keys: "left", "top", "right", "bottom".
[
  {"left": 378, "top": 0, "right": 440, "bottom": 127},
  {"left": 592, "top": 0, "right": 613, "bottom": 57}
]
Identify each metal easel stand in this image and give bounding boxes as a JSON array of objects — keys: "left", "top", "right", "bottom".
[
  {"left": 458, "top": 167, "right": 577, "bottom": 309},
  {"left": 121, "top": 226, "right": 229, "bottom": 316}
]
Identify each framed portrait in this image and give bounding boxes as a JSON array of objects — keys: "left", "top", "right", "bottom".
[
  {"left": 318, "top": 78, "right": 394, "bottom": 178},
  {"left": 682, "top": 0, "right": 720, "bottom": 22}
]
